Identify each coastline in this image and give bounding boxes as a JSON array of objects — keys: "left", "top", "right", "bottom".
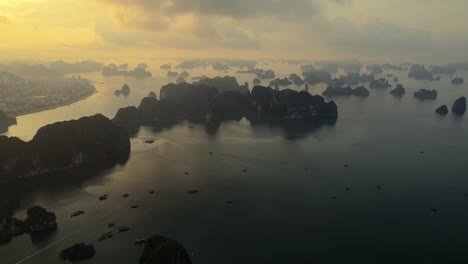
[{"left": 15, "top": 90, "right": 98, "bottom": 117}]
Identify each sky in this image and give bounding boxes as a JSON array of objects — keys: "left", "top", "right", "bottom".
[{"left": 0, "top": 0, "right": 467, "bottom": 63}]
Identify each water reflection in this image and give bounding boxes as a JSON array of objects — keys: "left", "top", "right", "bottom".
[{"left": 0, "top": 148, "right": 130, "bottom": 244}]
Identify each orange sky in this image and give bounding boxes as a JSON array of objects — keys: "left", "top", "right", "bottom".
[{"left": 1, "top": 0, "right": 467, "bottom": 63}]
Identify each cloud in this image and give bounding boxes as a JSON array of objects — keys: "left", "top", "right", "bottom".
[{"left": 98, "top": 0, "right": 321, "bottom": 21}]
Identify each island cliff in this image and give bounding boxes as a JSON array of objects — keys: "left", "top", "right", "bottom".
[
  {"left": 113, "top": 81, "right": 338, "bottom": 135},
  {"left": 0, "top": 114, "right": 130, "bottom": 182}
]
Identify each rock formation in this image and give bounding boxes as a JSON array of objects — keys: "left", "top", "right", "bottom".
[
  {"left": 408, "top": 65, "right": 439, "bottom": 81},
  {"left": 61, "top": 243, "right": 95, "bottom": 261},
  {"left": 435, "top": 105, "right": 448, "bottom": 115},
  {"left": 0, "top": 114, "right": 130, "bottom": 181},
  {"left": 139, "top": 236, "right": 191, "bottom": 264},
  {"left": 288, "top": 74, "right": 305, "bottom": 85},
  {"left": 451, "top": 77, "right": 464, "bottom": 85},
  {"left": 369, "top": 78, "right": 391, "bottom": 88},
  {"left": 0, "top": 110, "right": 17, "bottom": 133},
  {"left": 322, "top": 86, "right": 370, "bottom": 97},
  {"left": 269, "top": 78, "right": 293, "bottom": 87},
  {"left": 452, "top": 96, "right": 467, "bottom": 115},
  {"left": 390, "top": 84, "right": 406, "bottom": 97},
  {"left": 413, "top": 89, "right": 438, "bottom": 100}
]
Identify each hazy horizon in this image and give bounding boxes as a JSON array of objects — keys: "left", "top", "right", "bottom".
[{"left": 1, "top": 0, "right": 468, "bottom": 64}]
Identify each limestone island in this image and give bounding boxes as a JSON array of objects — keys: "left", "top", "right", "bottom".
[{"left": 0, "top": 114, "right": 130, "bottom": 182}]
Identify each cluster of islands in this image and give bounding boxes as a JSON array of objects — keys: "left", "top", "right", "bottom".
[{"left": 1, "top": 58, "right": 468, "bottom": 263}]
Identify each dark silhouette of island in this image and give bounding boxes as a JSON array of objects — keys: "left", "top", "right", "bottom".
[
  {"left": 431, "top": 65, "right": 456, "bottom": 75},
  {"left": 180, "top": 71, "right": 189, "bottom": 78},
  {"left": 118, "top": 64, "right": 128, "bottom": 70},
  {"left": 49, "top": 60, "right": 102, "bottom": 74},
  {"left": 323, "top": 86, "right": 370, "bottom": 97},
  {"left": 452, "top": 97, "right": 467, "bottom": 115},
  {"left": 369, "top": 78, "right": 391, "bottom": 88},
  {"left": 300, "top": 64, "right": 316, "bottom": 72},
  {"left": 176, "top": 76, "right": 186, "bottom": 84},
  {"left": 408, "top": 65, "right": 440, "bottom": 81},
  {"left": 148, "top": 91, "right": 157, "bottom": 99},
  {"left": 366, "top": 64, "right": 383, "bottom": 74},
  {"left": 451, "top": 77, "right": 464, "bottom": 85},
  {"left": 212, "top": 63, "right": 230, "bottom": 71},
  {"left": 390, "top": 84, "right": 406, "bottom": 97},
  {"left": 102, "top": 64, "right": 152, "bottom": 79},
  {"left": 0, "top": 114, "right": 130, "bottom": 182},
  {"left": 253, "top": 77, "right": 262, "bottom": 85},
  {"left": 114, "top": 84, "right": 130, "bottom": 96},
  {"left": 269, "top": 77, "right": 293, "bottom": 87},
  {"left": 139, "top": 235, "right": 192, "bottom": 264},
  {"left": 0, "top": 110, "right": 16, "bottom": 133},
  {"left": 237, "top": 68, "right": 276, "bottom": 80},
  {"left": 302, "top": 69, "right": 331, "bottom": 85},
  {"left": 113, "top": 79, "right": 338, "bottom": 137},
  {"left": 176, "top": 61, "right": 209, "bottom": 69},
  {"left": 0, "top": 206, "right": 57, "bottom": 244},
  {"left": 330, "top": 73, "right": 375, "bottom": 87},
  {"left": 413, "top": 89, "right": 438, "bottom": 100},
  {"left": 193, "top": 76, "right": 249, "bottom": 94},
  {"left": 61, "top": 243, "right": 95, "bottom": 261},
  {"left": 316, "top": 62, "right": 339, "bottom": 74},
  {"left": 435, "top": 105, "right": 448, "bottom": 115},
  {"left": 160, "top": 64, "right": 171, "bottom": 70},
  {"left": 167, "top": 71, "right": 179, "bottom": 77},
  {"left": 288, "top": 74, "right": 305, "bottom": 85}
]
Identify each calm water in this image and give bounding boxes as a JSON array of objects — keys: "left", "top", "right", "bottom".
[{"left": 1, "top": 62, "right": 468, "bottom": 263}]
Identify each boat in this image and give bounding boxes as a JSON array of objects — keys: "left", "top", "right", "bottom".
[
  {"left": 117, "top": 226, "right": 130, "bottom": 233},
  {"left": 123, "top": 193, "right": 129, "bottom": 198},
  {"left": 99, "top": 194, "right": 109, "bottom": 201},
  {"left": 108, "top": 222, "right": 116, "bottom": 228},
  {"left": 130, "top": 205, "right": 140, "bottom": 209},
  {"left": 134, "top": 238, "right": 147, "bottom": 245},
  {"left": 70, "top": 210, "right": 85, "bottom": 217}
]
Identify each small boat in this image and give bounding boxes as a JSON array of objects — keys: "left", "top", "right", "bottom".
[
  {"left": 130, "top": 205, "right": 140, "bottom": 209},
  {"left": 70, "top": 210, "right": 85, "bottom": 217},
  {"left": 123, "top": 193, "right": 129, "bottom": 198},
  {"left": 99, "top": 194, "right": 109, "bottom": 201},
  {"left": 117, "top": 226, "right": 130, "bottom": 233},
  {"left": 144, "top": 140, "right": 155, "bottom": 144},
  {"left": 148, "top": 190, "right": 155, "bottom": 194},
  {"left": 134, "top": 238, "right": 147, "bottom": 245},
  {"left": 187, "top": 190, "right": 199, "bottom": 194},
  {"left": 108, "top": 222, "right": 116, "bottom": 228}
]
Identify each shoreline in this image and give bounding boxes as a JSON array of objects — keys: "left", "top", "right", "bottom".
[{"left": 14, "top": 90, "right": 97, "bottom": 117}]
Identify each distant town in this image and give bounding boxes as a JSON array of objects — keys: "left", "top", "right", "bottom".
[{"left": 0, "top": 71, "right": 95, "bottom": 116}]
